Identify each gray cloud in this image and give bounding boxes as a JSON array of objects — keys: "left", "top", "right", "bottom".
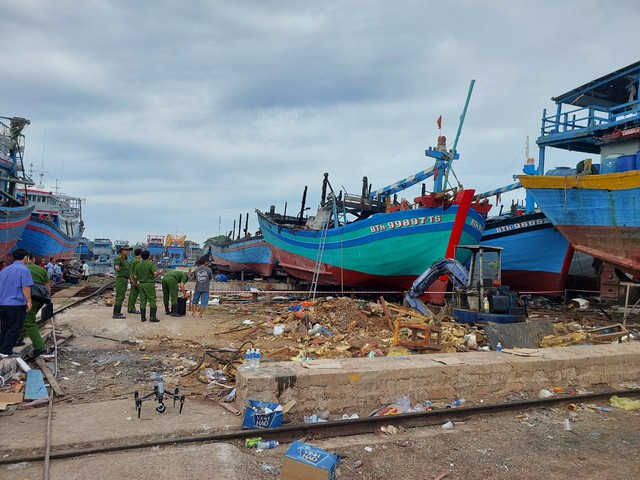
[{"left": 2, "top": 0, "right": 639, "bottom": 244}]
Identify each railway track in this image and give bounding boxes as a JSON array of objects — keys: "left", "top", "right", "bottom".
[
  {"left": 36, "top": 279, "right": 114, "bottom": 327},
  {"left": 1, "top": 387, "right": 638, "bottom": 465}
]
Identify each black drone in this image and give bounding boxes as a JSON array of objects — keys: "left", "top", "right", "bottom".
[{"left": 134, "top": 375, "right": 185, "bottom": 417}]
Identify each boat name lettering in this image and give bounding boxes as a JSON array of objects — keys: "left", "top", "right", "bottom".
[
  {"left": 495, "top": 218, "right": 549, "bottom": 233},
  {"left": 369, "top": 215, "right": 442, "bottom": 233},
  {"left": 470, "top": 219, "right": 482, "bottom": 231}
]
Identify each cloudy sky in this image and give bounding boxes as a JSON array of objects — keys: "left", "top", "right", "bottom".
[{"left": 3, "top": 0, "right": 639, "bottom": 245}]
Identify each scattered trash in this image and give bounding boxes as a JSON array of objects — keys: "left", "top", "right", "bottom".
[
  {"left": 464, "top": 332, "right": 478, "bottom": 349},
  {"left": 205, "top": 368, "right": 227, "bottom": 381},
  {"left": 570, "top": 298, "right": 590, "bottom": 310},
  {"left": 273, "top": 325, "right": 285, "bottom": 335},
  {"left": 353, "top": 460, "right": 364, "bottom": 468},
  {"left": 538, "top": 388, "right": 554, "bottom": 399},
  {"left": 257, "top": 440, "right": 279, "bottom": 450},
  {"left": 364, "top": 446, "right": 373, "bottom": 452},
  {"left": 260, "top": 464, "right": 277, "bottom": 475},
  {"left": 303, "top": 410, "right": 330, "bottom": 423},
  {"left": 380, "top": 425, "right": 399, "bottom": 434},
  {"left": 610, "top": 395, "right": 640, "bottom": 411},
  {"left": 441, "top": 421, "right": 454, "bottom": 430},
  {"left": 369, "top": 404, "right": 404, "bottom": 416},
  {"left": 225, "top": 388, "right": 236, "bottom": 402},
  {"left": 282, "top": 441, "right": 340, "bottom": 479},
  {"left": 245, "top": 437, "right": 263, "bottom": 448},
  {"left": 396, "top": 396, "right": 411, "bottom": 412},
  {"left": 341, "top": 413, "right": 359, "bottom": 420},
  {"left": 241, "top": 400, "right": 284, "bottom": 429},
  {"left": 563, "top": 419, "right": 572, "bottom": 431}
]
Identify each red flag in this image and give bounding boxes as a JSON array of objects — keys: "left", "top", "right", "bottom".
[{"left": 437, "top": 115, "right": 442, "bottom": 129}]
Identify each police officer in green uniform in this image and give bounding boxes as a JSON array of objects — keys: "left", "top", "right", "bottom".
[
  {"left": 133, "top": 250, "right": 161, "bottom": 322},
  {"left": 113, "top": 245, "right": 132, "bottom": 319},
  {"left": 161, "top": 269, "right": 189, "bottom": 316},
  {"left": 127, "top": 248, "right": 142, "bottom": 314},
  {"left": 19, "top": 253, "right": 50, "bottom": 356}
]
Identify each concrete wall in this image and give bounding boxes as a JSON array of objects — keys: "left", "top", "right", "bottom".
[{"left": 236, "top": 343, "right": 640, "bottom": 418}]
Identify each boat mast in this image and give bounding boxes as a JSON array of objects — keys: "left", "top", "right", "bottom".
[{"left": 440, "top": 79, "right": 475, "bottom": 192}]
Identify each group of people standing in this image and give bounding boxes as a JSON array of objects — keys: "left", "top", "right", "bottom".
[
  {"left": 112, "top": 246, "right": 213, "bottom": 323},
  {"left": 0, "top": 249, "right": 50, "bottom": 357}
]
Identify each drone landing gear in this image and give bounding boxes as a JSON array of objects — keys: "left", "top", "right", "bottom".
[{"left": 134, "top": 383, "right": 185, "bottom": 418}]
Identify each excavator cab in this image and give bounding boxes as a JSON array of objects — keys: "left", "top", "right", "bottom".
[
  {"left": 405, "top": 245, "right": 526, "bottom": 325},
  {"left": 453, "top": 245, "right": 526, "bottom": 324},
  {"left": 456, "top": 245, "right": 502, "bottom": 311}
]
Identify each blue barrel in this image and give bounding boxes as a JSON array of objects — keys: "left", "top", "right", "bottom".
[
  {"left": 601, "top": 156, "right": 618, "bottom": 174},
  {"left": 616, "top": 155, "right": 636, "bottom": 172}
]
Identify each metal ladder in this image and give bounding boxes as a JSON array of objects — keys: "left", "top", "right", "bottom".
[{"left": 309, "top": 213, "right": 331, "bottom": 300}]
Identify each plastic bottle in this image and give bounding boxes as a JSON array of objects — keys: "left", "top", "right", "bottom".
[
  {"left": 304, "top": 414, "right": 319, "bottom": 423},
  {"left": 496, "top": 342, "right": 502, "bottom": 357},
  {"left": 255, "top": 349, "right": 261, "bottom": 368},
  {"left": 483, "top": 297, "right": 490, "bottom": 313},
  {"left": 257, "top": 440, "right": 279, "bottom": 449},
  {"left": 245, "top": 349, "right": 252, "bottom": 368}
]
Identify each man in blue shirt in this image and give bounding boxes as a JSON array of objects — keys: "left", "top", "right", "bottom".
[{"left": 0, "top": 248, "right": 33, "bottom": 355}]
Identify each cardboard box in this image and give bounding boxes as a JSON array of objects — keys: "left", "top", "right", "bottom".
[
  {"left": 241, "top": 400, "right": 283, "bottom": 429},
  {"left": 281, "top": 441, "right": 339, "bottom": 480}
]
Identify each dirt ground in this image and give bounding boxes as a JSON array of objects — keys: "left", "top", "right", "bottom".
[{"left": 1, "top": 278, "right": 639, "bottom": 479}]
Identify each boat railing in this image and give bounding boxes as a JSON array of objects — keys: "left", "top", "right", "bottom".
[
  {"left": 541, "top": 99, "right": 640, "bottom": 136},
  {"left": 342, "top": 193, "right": 386, "bottom": 211}
]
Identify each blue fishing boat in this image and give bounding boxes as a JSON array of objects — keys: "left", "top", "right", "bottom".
[
  {"left": 519, "top": 61, "right": 640, "bottom": 278},
  {"left": 164, "top": 234, "right": 187, "bottom": 268},
  {"left": 210, "top": 234, "right": 277, "bottom": 277},
  {"left": 0, "top": 116, "right": 34, "bottom": 258},
  {"left": 146, "top": 235, "right": 165, "bottom": 260},
  {"left": 480, "top": 209, "right": 597, "bottom": 295},
  {"left": 75, "top": 237, "right": 93, "bottom": 260},
  {"left": 92, "top": 238, "right": 114, "bottom": 257},
  {"left": 15, "top": 187, "right": 84, "bottom": 262}
]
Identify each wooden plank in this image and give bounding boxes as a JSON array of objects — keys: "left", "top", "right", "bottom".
[
  {"left": 34, "top": 356, "right": 66, "bottom": 397},
  {"left": 25, "top": 369, "right": 49, "bottom": 400},
  {"left": 379, "top": 296, "right": 394, "bottom": 330},
  {"left": 388, "top": 304, "right": 431, "bottom": 321}
]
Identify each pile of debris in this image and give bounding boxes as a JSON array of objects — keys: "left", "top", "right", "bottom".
[{"left": 253, "top": 296, "right": 488, "bottom": 360}]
